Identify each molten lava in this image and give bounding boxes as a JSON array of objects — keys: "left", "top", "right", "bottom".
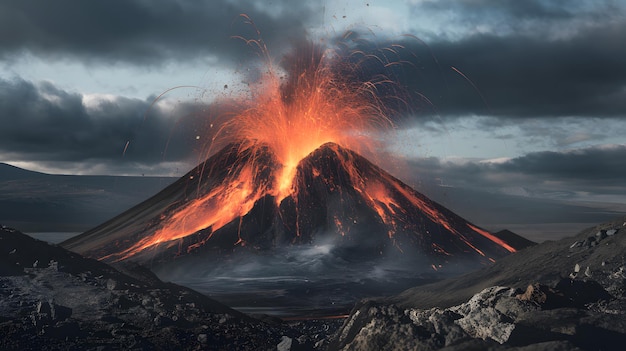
[
  {"left": 215, "top": 42, "right": 392, "bottom": 202},
  {"left": 103, "top": 42, "right": 399, "bottom": 261},
  {"left": 64, "top": 38, "right": 516, "bottom": 269}
]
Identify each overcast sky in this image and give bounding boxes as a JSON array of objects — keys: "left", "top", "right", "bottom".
[{"left": 1, "top": 0, "right": 625, "bottom": 236}]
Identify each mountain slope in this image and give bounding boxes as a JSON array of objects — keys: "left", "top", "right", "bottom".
[
  {"left": 329, "top": 215, "right": 626, "bottom": 350},
  {"left": 494, "top": 229, "right": 537, "bottom": 250},
  {"left": 63, "top": 142, "right": 514, "bottom": 270},
  {"left": 389, "top": 215, "right": 625, "bottom": 309},
  {"left": 0, "top": 163, "right": 175, "bottom": 232},
  {"left": 1, "top": 226, "right": 339, "bottom": 350},
  {"left": 0, "top": 163, "right": 46, "bottom": 180}
]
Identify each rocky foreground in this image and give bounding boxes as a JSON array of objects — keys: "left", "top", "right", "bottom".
[
  {"left": 0, "top": 226, "right": 341, "bottom": 350},
  {"left": 2, "top": 215, "right": 626, "bottom": 350},
  {"left": 330, "top": 216, "right": 626, "bottom": 350}
]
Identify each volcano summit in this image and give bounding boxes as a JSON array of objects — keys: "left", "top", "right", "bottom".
[{"left": 62, "top": 142, "right": 515, "bottom": 315}]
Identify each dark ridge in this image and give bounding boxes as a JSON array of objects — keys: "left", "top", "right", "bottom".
[
  {"left": 0, "top": 162, "right": 46, "bottom": 180},
  {"left": 494, "top": 229, "right": 537, "bottom": 250},
  {"left": 62, "top": 142, "right": 512, "bottom": 268}
]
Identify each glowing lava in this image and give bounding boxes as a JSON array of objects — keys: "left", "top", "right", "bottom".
[
  {"left": 216, "top": 43, "right": 392, "bottom": 202},
  {"left": 103, "top": 41, "right": 396, "bottom": 261},
  {"left": 72, "top": 35, "right": 516, "bottom": 265}
]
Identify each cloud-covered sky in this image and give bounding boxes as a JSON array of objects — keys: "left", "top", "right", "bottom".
[{"left": 1, "top": 0, "right": 625, "bottom": 236}]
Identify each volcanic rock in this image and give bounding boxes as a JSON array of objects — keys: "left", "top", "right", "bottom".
[
  {"left": 63, "top": 142, "right": 515, "bottom": 271},
  {"left": 328, "top": 215, "right": 626, "bottom": 350},
  {"left": 0, "top": 226, "right": 341, "bottom": 350}
]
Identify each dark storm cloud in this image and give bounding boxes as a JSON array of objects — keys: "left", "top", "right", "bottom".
[
  {"left": 498, "top": 146, "right": 626, "bottom": 183},
  {"left": 0, "top": 0, "right": 320, "bottom": 65},
  {"left": 328, "top": 0, "right": 626, "bottom": 121},
  {"left": 0, "top": 77, "right": 204, "bottom": 168},
  {"left": 408, "top": 145, "right": 626, "bottom": 198},
  {"left": 424, "top": 24, "right": 626, "bottom": 119},
  {"left": 417, "top": 0, "right": 615, "bottom": 26},
  {"left": 332, "top": 22, "right": 626, "bottom": 122},
  {"left": 2, "top": 0, "right": 623, "bottom": 121}
]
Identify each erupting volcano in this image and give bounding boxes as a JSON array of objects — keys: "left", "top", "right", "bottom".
[
  {"left": 62, "top": 36, "right": 515, "bottom": 315},
  {"left": 63, "top": 140, "right": 515, "bottom": 265}
]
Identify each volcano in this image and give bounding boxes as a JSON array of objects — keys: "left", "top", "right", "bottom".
[
  {"left": 61, "top": 142, "right": 516, "bottom": 316},
  {"left": 62, "top": 142, "right": 514, "bottom": 268}
]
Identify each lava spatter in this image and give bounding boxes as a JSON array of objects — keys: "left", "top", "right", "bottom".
[
  {"left": 65, "top": 141, "right": 514, "bottom": 268},
  {"left": 63, "top": 39, "right": 514, "bottom": 269}
]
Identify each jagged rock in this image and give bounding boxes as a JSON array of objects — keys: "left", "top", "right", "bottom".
[
  {"left": 450, "top": 286, "right": 537, "bottom": 344},
  {"left": 333, "top": 221, "right": 626, "bottom": 351},
  {"left": 197, "top": 333, "right": 208, "bottom": 344},
  {"left": 332, "top": 278, "right": 623, "bottom": 350},
  {"left": 517, "top": 283, "right": 550, "bottom": 304},
  {"left": 32, "top": 300, "right": 72, "bottom": 324},
  {"left": 36, "top": 300, "right": 52, "bottom": 316},
  {"left": 331, "top": 302, "right": 445, "bottom": 351},
  {"left": 407, "top": 308, "right": 467, "bottom": 346},
  {"left": 0, "top": 227, "right": 343, "bottom": 350},
  {"left": 331, "top": 287, "right": 544, "bottom": 349},
  {"left": 277, "top": 336, "right": 293, "bottom": 351},
  {"left": 106, "top": 278, "right": 118, "bottom": 290},
  {"left": 571, "top": 228, "right": 621, "bottom": 250},
  {"left": 570, "top": 241, "right": 582, "bottom": 249},
  {"left": 611, "top": 267, "right": 625, "bottom": 279}
]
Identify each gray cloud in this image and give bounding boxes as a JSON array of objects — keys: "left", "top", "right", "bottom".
[
  {"left": 399, "top": 24, "right": 626, "bottom": 120},
  {"left": 401, "top": 142, "right": 626, "bottom": 240},
  {"left": 0, "top": 0, "right": 320, "bottom": 65},
  {"left": 0, "top": 77, "right": 204, "bottom": 172},
  {"left": 428, "top": 24, "right": 626, "bottom": 118},
  {"left": 413, "top": 0, "right": 620, "bottom": 39},
  {"left": 498, "top": 145, "right": 626, "bottom": 184},
  {"left": 2, "top": 0, "right": 624, "bottom": 121},
  {"left": 408, "top": 144, "right": 626, "bottom": 199},
  {"left": 324, "top": 15, "right": 625, "bottom": 124}
]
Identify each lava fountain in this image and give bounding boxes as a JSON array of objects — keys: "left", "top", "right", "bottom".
[{"left": 100, "top": 36, "right": 407, "bottom": 261}]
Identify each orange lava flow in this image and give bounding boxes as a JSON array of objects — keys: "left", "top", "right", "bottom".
[
  {"left": 222, "top": 56, "right": 390, "bottom": 203},
  {"left": 467, "top": 223, "right": 517, "bottom": 253},
  {"left": 105, "top": 36, "right": 515, "bottom": 262},
  {"left": 106, "top": 42, "right": 394, "bottom": 261}
]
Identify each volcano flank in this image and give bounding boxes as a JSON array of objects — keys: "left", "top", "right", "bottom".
[
  {"left": 63, "top": 142, "right": 514, "bottom": 265},
  {"left": 62, "top": 142, "right": 515, "bottom": 316}
]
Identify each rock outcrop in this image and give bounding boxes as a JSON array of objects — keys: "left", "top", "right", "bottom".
[
  {"left": 0, "top": 226, "right": 340, "bottom": 350},
  {"left": 329, "top": 217, "right": 626, "bottom": 350}
]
